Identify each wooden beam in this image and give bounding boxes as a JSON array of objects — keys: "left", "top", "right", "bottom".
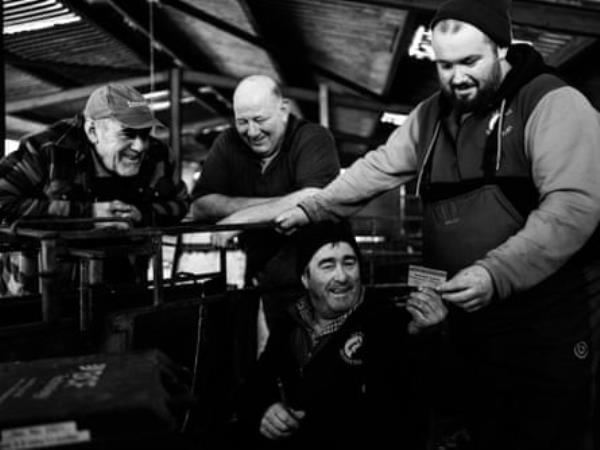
[
  {"left": 182, "top": 70, "right": 413, "bottom": 113},
  {"left": 6, "top": 72, "right": 170, "bottom": 113},
  {"left": 350, "top": 0, "right": 600, "bottom": 37}
]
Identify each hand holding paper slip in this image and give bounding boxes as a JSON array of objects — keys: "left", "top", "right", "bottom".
[{"left": 407, "top": 265, "right": 448, "bottom": 289}]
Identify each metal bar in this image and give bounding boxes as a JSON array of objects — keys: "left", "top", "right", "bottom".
[
  {"left": 169, "top": 67, "right": 182, "bottom": 182},
  {"left": 319, "top": 83, "right": 330, "bottom": 129},
  {"left": 38, "top": 238, "right": 59, "bottom": 323},
  {"left": 152, "top": 235, "right": 164, "bottom": 306},
  {"left": 79, "top": 259, "right": 91, "bottom": 332}
]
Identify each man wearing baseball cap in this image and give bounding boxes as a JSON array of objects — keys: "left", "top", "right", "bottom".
[{"left": 0, "top": 83, "right": 189, "bottom": 293}]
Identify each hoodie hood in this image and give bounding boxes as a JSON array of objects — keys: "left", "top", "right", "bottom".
[{"left": 491, "top": 43, "right": 558, "bottom": 106}]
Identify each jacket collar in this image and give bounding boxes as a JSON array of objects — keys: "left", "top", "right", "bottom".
[{"left": 53, "top": 114, "right": 94, "bottom": 166}]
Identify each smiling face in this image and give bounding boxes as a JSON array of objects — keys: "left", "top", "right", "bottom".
[
  {"left": 302, "top": 241, "right": 362, "bottom": 320},
  {"left": 233, "top": 76, "right": 289, "bottom": 159},
  {"left": 432, "top": 20, "right": 507, "bottom": 113},
  {"left": 86, "top": 117, "right": 150, "bottom": 177}
]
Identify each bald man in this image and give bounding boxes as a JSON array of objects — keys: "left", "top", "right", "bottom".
[{"left": 191, "top": 75, "right": 340, "bottom": 328}]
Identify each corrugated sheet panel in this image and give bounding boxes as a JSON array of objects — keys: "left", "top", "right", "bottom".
[{"left": 4, "top": 0, "right": 147, "bottom": 71}]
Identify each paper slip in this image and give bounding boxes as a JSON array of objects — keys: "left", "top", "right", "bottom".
[{"left": 407, "top": 265, "right": 447, "bottom": 289}]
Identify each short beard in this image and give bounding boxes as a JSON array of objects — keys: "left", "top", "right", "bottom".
[{"left": 443, "top": 63, "right": 503, "bottom": 113}]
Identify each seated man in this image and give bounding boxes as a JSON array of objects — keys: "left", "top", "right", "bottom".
[
  {"left": 230, "top": 221, "right": 447, "bottom": 449},
  {"left": 0, "top": 83, "right": 189, "bottom": 293}
]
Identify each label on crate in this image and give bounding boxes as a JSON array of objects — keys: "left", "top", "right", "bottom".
[
  {"left": 407, "top": 265, "right": 447, "bottom": 289},
  {"left": 1, "top": 421, "right": 90, "bottom": 449}
]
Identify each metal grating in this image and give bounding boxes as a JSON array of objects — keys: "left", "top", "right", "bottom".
[
  {"left": 4, "top": 0, "right": 147, "bottom": 70},
  {"left": 4, "top": 0, "right": 81, "bottom": 34}
]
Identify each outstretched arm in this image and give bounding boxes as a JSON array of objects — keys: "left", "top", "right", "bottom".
[
  {"left": 191, "top": 193, "right": 273, "bottom": 223},
  {"left": 210, "top": 188, "right": 320, "bottom": 247}
]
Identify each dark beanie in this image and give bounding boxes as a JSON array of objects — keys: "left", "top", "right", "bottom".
[
  {"left": 295, "top": 221, "right": 360, "bottom": 277},
  {"left": 430, "top": 0, "right": 512, "bottom": 47}
]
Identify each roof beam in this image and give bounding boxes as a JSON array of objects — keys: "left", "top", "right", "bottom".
[
  {"left": 182, "top": 71, "right": 412, "bottom": 113},
  {"left": 351, "top": 0, "right": 600, "bottom": 37},
  {"left": 6, "top": 70, "right": 412, "bottom": 116},
  {"left": 6, "top": 73, "right": 169, "bottom": 113}
]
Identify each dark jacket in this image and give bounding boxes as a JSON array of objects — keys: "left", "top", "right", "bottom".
[{"left": 233, "top": 289, "right": 432, "bottom": 449}]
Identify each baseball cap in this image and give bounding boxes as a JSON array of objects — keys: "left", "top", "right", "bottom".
[{"left": 84, "top": 83, "right": 163, "bottom": 129}]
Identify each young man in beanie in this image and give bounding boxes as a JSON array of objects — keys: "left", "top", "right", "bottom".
[
  {"left": 277, "top": 0, "right": 600, "bottom": 449},
  {"left": 0, "top": 83, "right": 189, "bottom": 293},
  {"left": 229, "top": 221, "right": 446, "bottom": 449}
]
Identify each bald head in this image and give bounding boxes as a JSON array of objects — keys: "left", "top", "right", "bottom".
[
  {"left": 233, "top": 75, "right": 289, "bottom": 158},
  {"left": 233, "top": 75, "right": 282, "bottom": 106}
]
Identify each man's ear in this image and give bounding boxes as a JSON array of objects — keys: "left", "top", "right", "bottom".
[
  {"left": 301, "top": 269, "right": 309, "bottom": 290},
  {"left": 280, "top": 98, "right": 290, "bottom": 115},
  {"left": 498, "top": 46, "right": 509, "bottom": 60},
  {"left": 84, "top": 118, "right": 98, "bottom": 144}
]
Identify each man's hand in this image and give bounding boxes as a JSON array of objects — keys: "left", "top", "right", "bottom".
[
  {"left": 437, "top": 265, "right": 494, "bottom": 312},
  {"left": 259, "top": 402, "right": 306, "bottom": 440},
  {"left": 406, "top": 286, "right": 447, "bottom": 334},
  {"left": 275, "top": 207, "right": 310, "bottom": 235},
  {"left": 93, "top": 200, "right": 142, "bottom": 229}
]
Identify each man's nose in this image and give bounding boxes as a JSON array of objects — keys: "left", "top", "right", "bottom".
[
  {"left": 332, "top": 264, "right": 350, "bottom": 282},
  {"left": 131, "top": 136, "right": 146, "bottom": 152},
  {"left": 451, "top": 66, "right": 468, "bottom": 84},
  {"left": 247, "top": 121, "right": 260, "bottom": 137}
]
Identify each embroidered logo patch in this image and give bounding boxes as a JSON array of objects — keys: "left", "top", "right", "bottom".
[
  {"left": 574, "top": 341, "right": 589, "bottom": 360},
  {"left": 340, "top": 332, "right": 364, "bottom": 366}
]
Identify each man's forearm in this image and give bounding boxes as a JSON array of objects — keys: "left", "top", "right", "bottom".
[
  {"left": 191, "top": 193, "right": 273, "bottom": 223},
  {"left": 219, "top": 188, "right": 321, "bottom": 224}
]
